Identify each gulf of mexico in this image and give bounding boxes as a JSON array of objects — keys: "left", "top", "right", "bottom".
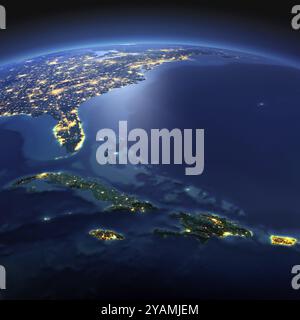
[
  {"left": 0, "top": 114, "right": 68, "bottom": 162},
  {"left": 1, "top": 55, "right": 300, "bottom": 299}
]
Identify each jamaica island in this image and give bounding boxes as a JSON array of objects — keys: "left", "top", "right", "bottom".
[{"left": 89, "top": 229, "right": 125, "bottom": 241}]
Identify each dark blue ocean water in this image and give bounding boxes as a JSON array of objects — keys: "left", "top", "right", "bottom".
[{"left": 1, "top": 54, "right": 300, "bottom": 299}]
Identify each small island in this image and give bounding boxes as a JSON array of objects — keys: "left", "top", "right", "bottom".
[
  {"left": 154, "top": 212, "right": 252, "bottom": 243},
  {"left": 270, "top": 235, "right": 297, "bottom": 247},
  {"left": 11, "top": 172, "right": 156, "bottom": 213},
  {"left": 89, "top": 229, "right": 124, "bottom": 241}
]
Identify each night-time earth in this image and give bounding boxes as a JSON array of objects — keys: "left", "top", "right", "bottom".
[{"left": 0, "top": 0, "right": 300, "bottom": 306}]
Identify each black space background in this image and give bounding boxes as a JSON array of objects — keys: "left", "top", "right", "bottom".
[
  {"left": 0, "top": 0, "right": 299, "bottom": 63},
  {"left": 0, "top": 0, "right": 297, "bottom": 27},
  {"left": 0, "top": 0, "right": 296, "bottom": 22}
]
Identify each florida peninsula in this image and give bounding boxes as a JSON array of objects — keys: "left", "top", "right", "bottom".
[{"left": 0, "top": 47, "right": 199, "bottom": 152}]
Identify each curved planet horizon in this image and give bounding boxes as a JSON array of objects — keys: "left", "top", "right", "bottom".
[{"left": 0, "top": 43, "right": 300, "bottom": 299}]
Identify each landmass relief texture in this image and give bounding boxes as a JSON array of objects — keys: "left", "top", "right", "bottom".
[
  {"left": 0, "top": 45, "right": 298, "bottom": 248},
  {"left": 10, "top": 172, "right": 252, "bottom": 243},
  {"left": 154, "top": 212, "right": 252, "bottom": 242},
  {"left": 0, "top": 47, "right": 196, "bottom": 152},
  {"left": 12, "top": 172, "right": 156, "bottom": 213}
]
